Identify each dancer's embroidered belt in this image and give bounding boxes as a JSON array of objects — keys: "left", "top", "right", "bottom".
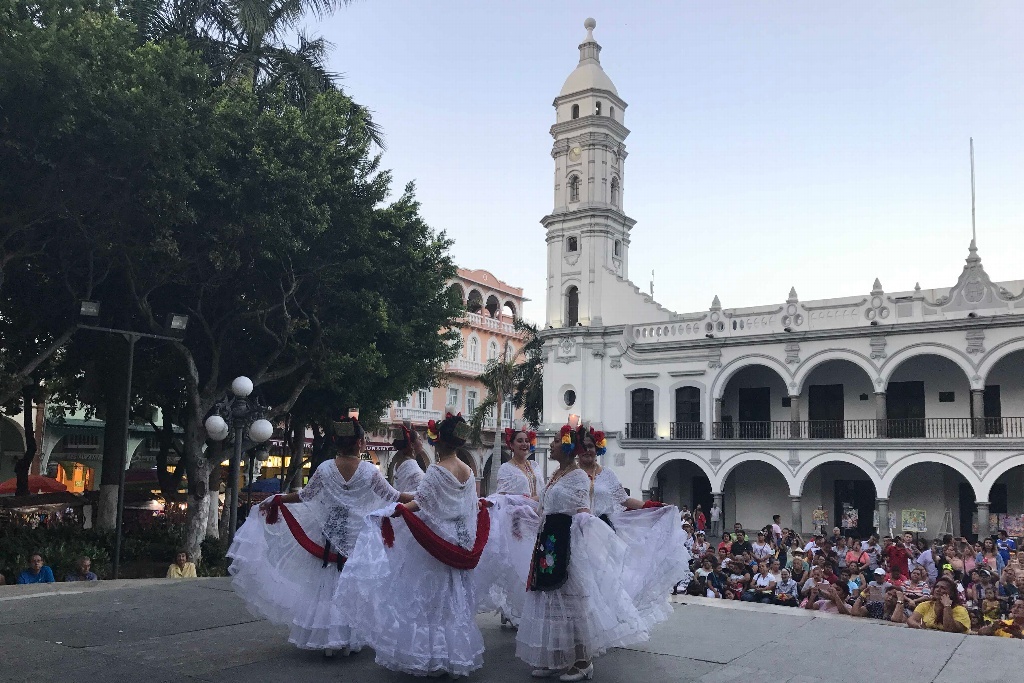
[
  {"left": 381, "top": 500, "right": 491, "bottom": 570},
  {"left": 263, "top": 496, "right": 345, "bottom": 569},
  {"left": 529, "top": 513, "right": 572, "bottom": 592}
]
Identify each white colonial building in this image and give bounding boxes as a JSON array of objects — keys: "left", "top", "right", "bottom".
[{"left": 537, "top": 19, "right": 1024, "bottom": 540}]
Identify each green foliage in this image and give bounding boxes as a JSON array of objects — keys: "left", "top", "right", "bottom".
[{"left": 468, "top": 319, "right": 545, "bottom": 443}]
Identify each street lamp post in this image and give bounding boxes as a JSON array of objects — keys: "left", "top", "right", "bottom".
[
  {"left": 78, "top": 301, "right": 188, "bottom": 580},
  {"left": 204, "top": 376, "right": 274, "bottom": 544}
]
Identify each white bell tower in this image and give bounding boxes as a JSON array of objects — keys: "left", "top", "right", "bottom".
[{"left": 544, "top": 18, "right": 635, "bottom": 329}]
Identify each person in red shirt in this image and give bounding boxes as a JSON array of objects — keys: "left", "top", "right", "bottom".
[
  {"left": 694, "top": 505, "right": 707, "bottom": 533},
  {"left": 884, "top": 538, "right": 911, "bottom": 580}
]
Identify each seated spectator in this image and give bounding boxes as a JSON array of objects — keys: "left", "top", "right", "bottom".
[
  {"left": 845, "top": 539, "right": 869, "bottom": 569},
  {"left": 901, "top": 567, "right": 931, "bottom": 608},
  {"left": 65, "top": 556, "right": 98, "bottom": 582},
  {"left": 852, "top": 584, "right": 909, "bottom": 622},
  {"left": 834, "top": 536, "right": 848, "bottom": 568},
  {"left": 801, "top": 566, "right": 826, "bottom": 598},
  {"left": 804, "top": 582, "right": 850, "bottom": 614},
  {"left": 789, "top": 554, "right": 807, "bottom": 583},
  {"left": 731, "top": 529, "right": 752, "bottom": 557},
  {"left": 977, "top": 538, "right": 1004, "bottom": 573},
  {"left": 774, "top": 568, "right": 800, "bottom": 606},
  {"left": 717, "top": 532, "right": 733, "bottom": 556},
  {"left": 16, "top": 553, "right": 55, "bottom": 584},
  {"left": 847, "top": 561, "right": 866, "bottom": 595},
  {"left": 998, "top": 567, "right": 1020, "bottom": 608},
  {"left": 743, "top": 561, "right": 776, "bottom": 604},
  {"left": 768, "top": 559, "right": 783, "bottom": 585},
  {"left": 692, "top": 532, "right": 710, "bottom": 559},
  {"left": 727, "top": 558, "right": 751, "bottom": 598},
  {"left": 977, "top": 598, "right": 1024, "bottom": 638},
  {"left": 166, "top": 550, "right": 198, "bottom": 579},
  {"left": 863, "top": 568, "right": 892, "bottom": 603},
  {"left": 695, "top": 558, "right": 714, "bottom": 583},
  {"left": 907, "top": 576, "right": 969, "bottom": 633}
]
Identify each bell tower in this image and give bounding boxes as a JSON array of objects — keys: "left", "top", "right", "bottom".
[{"left": 544, "top": 18, "right": 635, "bottom": 329}]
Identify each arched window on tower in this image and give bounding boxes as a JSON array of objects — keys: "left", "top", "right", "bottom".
[
  {"left": 565, "top": 236, "right": 578, "bottom": 252},
  {"left": 568, "top": 175, "right": 581, "bottom": 203},
  {"left": 469, "top": 336, "right": 479, "bottom": 362},
  {"left": 566, "top": 286, "right": 579, "bottom": 327},
  {"left": 614, "top": 240, "right": 621, "bottom": 257},
  {"left": 595, "top": 101, "right": 602, "bottom": 116},
  {"left": 571, "top": 104, "right": 579, "bottom": 119},
  {"left": 609, "top": 105, "right": 615, "bottom": 120},
  {"left": 610, "top": 177, "right": 620, "bottom": 207},
  {"left": 488, "top": 340, "right": 498, "bottom": 361}
]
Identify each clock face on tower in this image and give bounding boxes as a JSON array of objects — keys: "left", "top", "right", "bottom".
[{"left": 569, "top": 146, "right": 582, "bottom": 162}]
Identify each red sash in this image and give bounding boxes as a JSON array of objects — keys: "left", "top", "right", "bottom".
[
  {"left": 263, "top": 496, "right": 342, "bottom": 564},
  {"left": 381, "top": 500, "right": 490, "bottom": 570}
]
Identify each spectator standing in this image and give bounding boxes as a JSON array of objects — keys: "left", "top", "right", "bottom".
[
  {"left": 884, "top": 536, "right": 911, "bottom": 580},
  {"left": 709, "top": 501, "right": 721, "bottom": 537},
  {"left": 16, "top": 554, "right": 55, "bottom": 584},
  {"left": 732, "top": 522, "right": 748, "bottom": 543},
  {"left": 914, "top": 540, "right": 939, "bottom": 583},
  {"left": 977, "top": 538, "right": 1005, "bottom": 573},
  {"left": 167, "top": 550, "right": 198, "bottom": 578},
  {"left": 770, "top": 515, "right": 783, "bottom": 545},
  {"left": 731, "top": 529, "right": 752, "bottom": 557},
  {"left": 861, "top": 535, "right": 882, "bottom": 570},
  {"left": 907, "top": 577, "right": 969, "bottom": 633},
  {"left": 694, "top": 505, "right": 706, "bottom": 534},
  {"left": 997, "top": 530, "right": 1017, "bottom": 567},
  {"left": 65, "top": 556, "right": 98, "bottom": 582}
]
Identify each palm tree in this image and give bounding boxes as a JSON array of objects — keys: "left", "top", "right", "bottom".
[{"left": 469, "top": 319, "right": 543, "bottom": 493}]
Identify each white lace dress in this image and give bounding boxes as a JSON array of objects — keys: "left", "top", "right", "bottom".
[
  {"left": 227, "top": 459, "right": 401, "bottom": 651},
  {"left": 515, "top": 468, "right": 648, "bottom": 670},
  {"left": 477, "top": 460, "right": 545, "bottom": 624},
  {"left": 589, "top": 468, "right": 690, "bottom": 629},
  {"left": 393, "top": 457, "right": 425, "bottom": 494},
  {"left": 339, "top": 464, "right": 485, "bottom": 676}
]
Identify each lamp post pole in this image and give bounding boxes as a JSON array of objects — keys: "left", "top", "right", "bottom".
[{"left": 112, "top": 332, "right": 137, "bottom": 580}]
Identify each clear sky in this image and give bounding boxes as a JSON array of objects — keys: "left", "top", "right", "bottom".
[{"left": 312, "top": 1, "right": 1024, "bottom": 323}]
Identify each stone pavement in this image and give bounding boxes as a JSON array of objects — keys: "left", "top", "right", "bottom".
[{"left": 0, "top": 579, "right": 1019, "bottom": 683}]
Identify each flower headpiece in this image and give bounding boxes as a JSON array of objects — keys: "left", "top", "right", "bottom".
[
  {"left": 587, "top": 427, "right": 607, "bottom": 456},
  {"left": 504, "top": 427, "right": 538, "bottom": 454},
  {"left": 558, "top": 423, "right": 578, "bottom": 456},
  {"left": 428, "top": 412, "right": 470, "bottom": 447},
  {"left": 392, "top": 424, "right": 416, "bottom": 450}
]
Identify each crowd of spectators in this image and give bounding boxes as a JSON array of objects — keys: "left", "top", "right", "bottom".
[{"left": 675, "top": 509, "right": 1022, "bottom": 639}]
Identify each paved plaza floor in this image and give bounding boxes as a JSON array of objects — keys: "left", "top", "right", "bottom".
[{"left": 0, "top": 578, "right": 1019, "bottom": 683}]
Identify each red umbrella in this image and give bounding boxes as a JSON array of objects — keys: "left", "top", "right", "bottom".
[{"left": 0, "top": 475, "right": 68, "bottom": 495}]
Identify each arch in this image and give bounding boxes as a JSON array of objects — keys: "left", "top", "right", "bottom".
[
  {"left": 610, "top": 176, "right": 620, "bottom": 207},
  {"left": 640, "top": 451, "right": 716, "bottom": 492},
  {"left": 0, "top": 414, "right": 26, "bottom": 454},
  {"left": 595, "top": 101, "right": 602, "bottom": 116},
  {"left": 505, "top": 342, "right": 516, "bottom": 361},
  {"left": 565, "top": 235, "right": 578, "bottom": 252},
  {"left": 879, "top": 452, "right": 982, "bottom": 499},
  {"left": 467, "top": 335, "right": 480, "bottom": 362},
  {"left": 487, "top": 339, "right": 499, "bottom": 361},
  {"left": 571, "top": 103, "right": 579, "bottom": 120},
  {"left": 503, "top": 300, "right": 517, "bottom": 320},
  {"left": 978, "top": 338, "right": 1024, "bottom": 385},
  {"left": 565, "top": 285, "right": 579, "bottom": 327},
  {"left": 714, "top": 451, "right": 795, "bottom": 493},
  {"left": 880, "top": 344, "right": 978, "bottom": 390},
  {"left": 793, "top": 350, "right": 879, "bottom": 395},
  {"left": 794, "top": 452, "right": 884, "bottom": 498},
  {"left": 711, "top": 354, "right": 793, "bottom": 401},
  {"left": 485, "top": 294, "right": 500, "bottom": 318},
  {"left": 447, "top": 282, "right": 465, "bottom": 307},
  {"left": 609, "top": 105, "right": 615, "bottom": 120},
  {"left": 613, "top": 239, "right": 621, "bottom": 257},
  {"left": 568, "top": 175, "right": 581, "bottom": 203},
  {"left": 467, "top": 288, "right": 483, "bottom": 313},
  {"left": 978, "top": 453, "right": 1024, "bottom": 500}
]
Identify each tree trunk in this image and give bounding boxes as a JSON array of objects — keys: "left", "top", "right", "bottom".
[
  {"left": 13, "top": 385, "right": 36, "bottom": 496},
  {"left": 97, "top": 336, "right": 130, "bottom": 530},
  {"left": 184, "top": 416, "right": 211, "bottom": 563}
]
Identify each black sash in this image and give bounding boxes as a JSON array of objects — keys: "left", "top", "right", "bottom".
[
  {"left": 530, "top": 513, "right": 572, "bottom": 591},
  {"left": 598, "top": 513, "right": 615, "bottom": 530}
]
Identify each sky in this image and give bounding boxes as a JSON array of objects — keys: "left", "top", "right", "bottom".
[{"left": 311, "top": 1, "right": 1024, "bottom": 323}]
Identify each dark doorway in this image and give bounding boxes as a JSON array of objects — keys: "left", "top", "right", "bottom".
[
  {"left": 887, "top": 381, "right": 925, "bottom": 437},
  {"left": 629, "top": 388, "right": 655, "bottom": 438},
  {"left": 674, "top": 387, "right": 702, "bottom": 439},
  {"left": 834, "top": 479, "right": 874, "bottom": 537},
  {"left": 984, "top": 385, "right": 1002, "bottom": 435},
  {"left": 958, "top": 482, "right": 974, "bottom": 540},
  {"left": 809, "top": 384, "right": 845, "bottom": 438},
  {"left": 738, "top": 387, "right": 771, "bottom": 438},
  {"left": 692, "top": 476, "right": 713, "bottom": 516},
  {"left": 991, "top": 483, "right": 1008, "bottom": 514}
]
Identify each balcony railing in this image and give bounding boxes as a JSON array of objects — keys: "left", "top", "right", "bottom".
[
  {"left": 670, "top": 421, "right": 704, "bottom": 440},
  {"left": 464, "top": 312, "right": 516, "bottom": 335},
  {"left": 483, "top": 417, "right": 514, "bottom": 430},
  {"left": 704, "top": 417, "right": 1024, "bottom": 440},
  {"left": 625, "top": 422, "right": 657, "bottom": 439},
  {"left": 448, "top": 357, "right": 489, "bottom": 375},
  {"left": 393, "top": 407, "right": 444, "bottom": 424}
]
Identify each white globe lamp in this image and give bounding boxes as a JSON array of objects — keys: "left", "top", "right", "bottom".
[
  {"left": 205, "top": 415, "right": 230, "bottom": 441},
  {"left": 231, "top": 376, "right": 254, "bottom": 397},
  {"left": 249, "top": 418, "right": 274, "bottom": 444}
]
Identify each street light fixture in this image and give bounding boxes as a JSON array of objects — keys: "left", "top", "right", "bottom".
[
  {"left": 206, "top": 376, "right": 274, "bottom": 543},
  {"left": 76, "top": 300, "right": 189, "bottom": 579}
]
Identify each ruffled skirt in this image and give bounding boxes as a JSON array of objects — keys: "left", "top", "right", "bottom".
[
  {"left": 338, "top": 504, "right": 485, "bottom": 677},
  {"left": 515, "top": 513, "right": 649, "bottom": 669},
  {"left": 475, "top": 494, "right": 541, "bottom": 625},
  {"left": 607, "top": 506, "right": 691, "bottom": 629},
  {"left": 227, "top": 504, "right": 360, "bottom": 651}
]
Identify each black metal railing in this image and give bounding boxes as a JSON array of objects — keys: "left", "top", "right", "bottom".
[
  {"left": 625, "top": 422, "right": 657, "bottom": 439},
  {"left": 670, "top": 421, "right": 704, "bottom": 439},
  {"left": 704, "top": 417, "right": 1024, "bottom": 440}
]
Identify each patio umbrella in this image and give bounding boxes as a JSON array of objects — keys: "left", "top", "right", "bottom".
[{"left": 0, "top": 475, "right": 68, "bottom": 495}]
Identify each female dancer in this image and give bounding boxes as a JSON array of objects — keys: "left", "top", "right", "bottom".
[
  {"left": 391, "top": 424, "right": 429, "bottom": 493},
  {"left": 516, "top": 422, "right": 647, "bottom": 682},
  {"left": 576, "top": 427, "right": 689, "bottom": 630},
  {"left": 485, "top": 428, "right": 545, "bottom": 627},
  {"left": 341, "top": 413, "right": 491, "bottom": 677},
  {"left": 228, "top": 416, "right": 412, "bottom": 656}
]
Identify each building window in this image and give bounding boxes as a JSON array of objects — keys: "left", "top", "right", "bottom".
[
  {"left": 417, "top": 390, "right": 429, "bottom": 411},
  {"left": 469, "top": 336, "right": 479, "bottom": 362},
  {"left": 781, "top": 396, "right": 791, "bottom": 408},
  {"left": 609, "top": 105, "right": 615, "bottom": 119},
  {"left": 568, "top": 175, "right": 581, "bottom": 203},
  {"left": 467, "top": 390, "right": 478, "bottom": 415},
  {"left": 397, "top": 396, "right": 409, "bottom": 408},
  {"left": 938, "top": 392, "right": 955, "bottom": 403},
  {"left": 614, "top": 239, "right": 621, "bottom": 257},
  {"left": 447, "top": 387, "right": 459, "bottom": 410},
  {"left": 564, "top": 389, "right": 576, "bottom": 407},
  {"left": 630, "top": 388, "right": 655, "bottom": 432},
  {"left": 503, "top": 399, "right": 513, "bottom": 421},
  {"left": 595, "top": 101, "right": 602, "bottom": 116},
  {"left": 610, "top": 177, "right": 619, "bottom": 207},
  {"left": 505, "top": 343, "right": 515, "bottom": 361},
  {"left": 566, "top": 236, "right": 578, "bottom": 252},
  {"left": 566, "top": 286, "right": 579, "bottom": 327},
  {"left": 571, "top": 104, "right": 579, "bottom": 119},
  {"left": 488, "top": 340, "right": 499, "bottom": 361}
]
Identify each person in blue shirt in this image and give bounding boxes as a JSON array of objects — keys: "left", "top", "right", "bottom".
[
  {"left": 996, "top": 530, "right": 1017, "bottom": 566},
  {"left": 16, "top": 553, "right": 55, "bottom": 584}
]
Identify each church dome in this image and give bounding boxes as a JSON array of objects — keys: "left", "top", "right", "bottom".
[{"left": 559, "top": 18, "right": 618, "bottom": 97}]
